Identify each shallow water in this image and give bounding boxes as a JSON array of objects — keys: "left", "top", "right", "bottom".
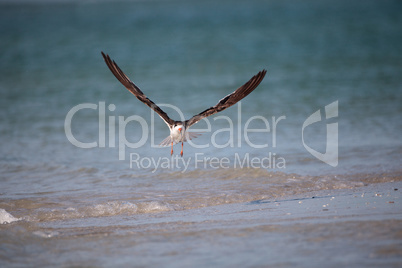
[{"left": 1, "top": 0, "right": 402, "bottom": 266}]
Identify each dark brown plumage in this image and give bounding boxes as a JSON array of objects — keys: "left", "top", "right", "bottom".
[
  {"left": 102, "top": 52, "right": 174, "bottom": 126},
  {"left": 185, "top": 69, "right": 267, "bottom": 127}
]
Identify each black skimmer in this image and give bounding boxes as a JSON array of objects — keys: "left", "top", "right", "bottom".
[{"left": 101, "top": 52, "right": 267, "bottom": 156}]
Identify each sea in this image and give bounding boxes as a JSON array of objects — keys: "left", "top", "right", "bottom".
[{"left": 0, "top": 0, "right": 401, "bottom": 267}]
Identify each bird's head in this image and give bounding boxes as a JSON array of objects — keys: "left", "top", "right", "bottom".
[{"left": 173, "top": 123, "right": 184, "bottom": 133}]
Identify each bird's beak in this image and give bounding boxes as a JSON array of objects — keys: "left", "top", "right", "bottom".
[{"left": 178, "top": 128, "right": 182, "bottom": 132}]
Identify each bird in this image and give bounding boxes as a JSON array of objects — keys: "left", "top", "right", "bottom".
[{"left": 101, "top": 52, "right": 267, "bottom": 156}]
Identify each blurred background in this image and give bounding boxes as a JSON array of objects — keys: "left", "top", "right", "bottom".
[{"left": 0, "top": 0, "right": 401, "bottom": 175}]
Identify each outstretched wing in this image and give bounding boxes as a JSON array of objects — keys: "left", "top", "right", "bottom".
[
  {"left": 101, "top": 52, "right": 175, "bottom": 127},
  {"left": 185, "top": 70, "right": 267, "bottom": 127}
]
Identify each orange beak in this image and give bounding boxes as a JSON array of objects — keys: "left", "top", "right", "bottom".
[{"left": 178, "top": 128, "right": 182, "bottom": 132}]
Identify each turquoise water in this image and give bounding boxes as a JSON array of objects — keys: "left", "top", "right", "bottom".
[{"left": 1, "top": 0, "right": 402, "bottom": 266}]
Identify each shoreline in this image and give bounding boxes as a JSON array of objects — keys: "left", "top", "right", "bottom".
[{"left": 1, "top": 181, "right": 401, "bottom": 267}]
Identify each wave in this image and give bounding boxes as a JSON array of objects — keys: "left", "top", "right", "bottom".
[
  {"left": 22, "top": 200, "right": 175, "bottom": 222},
  {"left": 0, "top": 209, "right": 21, "bottom": 224}
]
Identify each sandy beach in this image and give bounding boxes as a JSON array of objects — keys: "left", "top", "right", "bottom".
[
  {"left": 1, "top": 180, "right": 401, "bottom": 267},
  {"left": 104, "top": 181, "right": 402, "bottom": 267}
]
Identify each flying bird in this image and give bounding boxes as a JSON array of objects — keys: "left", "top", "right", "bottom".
[{"left": 101, "top": 52, "right": 266, "bottom": 156}]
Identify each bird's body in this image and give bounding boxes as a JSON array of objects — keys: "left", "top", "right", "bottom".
[
  {"left": 170, "top": 123, "right": 185, "bottom": 145},
  {"left": 168, "top": 123, "right": 185, "bottom": 156},
  {"left": 101, "top": 52, "right": 266, "bottom": 156}
]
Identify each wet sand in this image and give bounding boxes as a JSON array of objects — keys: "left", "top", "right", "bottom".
[
  {"left": 119, "top": 181, "right": 402, "bottom": 267},
  {"left": 2, "top": 181, "right": 401, "bottom": 267}
]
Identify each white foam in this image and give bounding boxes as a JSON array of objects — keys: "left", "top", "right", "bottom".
[
  {"left": 138, "top": 201, "right": 172, "bottom": 213},
  {"left": 33, "top": 230, "right": 59, "bottom": 238},
  {"left": 0, "top": 208, "right": 21, "bottom": 224},
  {"left": 88, "top": 201, "right": 138, "bottom": 217}
]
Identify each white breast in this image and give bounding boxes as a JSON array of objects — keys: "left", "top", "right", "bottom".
[{"left": 170, "top": 125, "right": 185, "bottom": 143}]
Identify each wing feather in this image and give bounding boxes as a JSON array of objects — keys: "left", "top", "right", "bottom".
[
  {"left": 185, "top": 70, "right": 267, "bottom": 127},
  {"left": 101, "top": 52, "right": 174, "bottom": 126}
]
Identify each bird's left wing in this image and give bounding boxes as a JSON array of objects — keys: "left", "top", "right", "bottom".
[{"left": 185, "top": 69, "right": 267, "bottom": 127}]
